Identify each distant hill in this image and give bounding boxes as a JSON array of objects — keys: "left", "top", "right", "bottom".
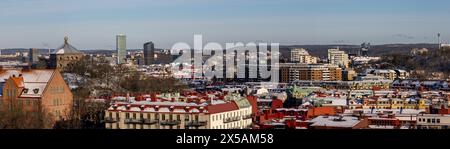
[
  {"left": 279, "top": 43, "right": 439, "bottom": 59},
  {"left": 2, "top": 43, "right": 439, "bottom": 59}
]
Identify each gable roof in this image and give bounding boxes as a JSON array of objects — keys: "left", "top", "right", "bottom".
[{"left": 0, "top": 69, "right": 56, "bottom": 98}]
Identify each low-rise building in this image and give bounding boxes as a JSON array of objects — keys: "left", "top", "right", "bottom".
[
  {"left": 309, "top": 115, "right": 367, "bottom": 129},
  {"left": 417, "top": 114, "right": 450, "bottom": 129}
]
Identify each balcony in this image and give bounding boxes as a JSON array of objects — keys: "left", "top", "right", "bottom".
[
  {"left": 104, "top": 117, "right": 119, "bottom": 123},
  {"left": 160, "top": 120, "right": 181, "bottom": 126},
  {"left": 185, "top": 121, "right": 207, "bottom": 127},
  {"left": 242, "top": 115, "right": 253, "bottom": 120},
  {"left": 124, "top": 118, "right": 143, "bottom": 124},
  {"left": 223, "top": 116, "right": 241, "bottom": 123},
  {"left": 143, "top": 119, "right": 159, "bottom": 125}
]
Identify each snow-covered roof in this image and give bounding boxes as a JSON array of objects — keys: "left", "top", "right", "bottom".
[
  {"left": 0, "top": 69, "right": 56, "bottom": 98},
  {"left": 52, "top": 36, "right": 83, "bottom": 55},
  {"left": 310, "top": 116, "right": 361, "bottom": 128}
]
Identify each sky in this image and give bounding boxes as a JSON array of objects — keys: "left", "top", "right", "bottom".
[{"left": 0, "top": 0, "right": 449, "bottom": 50}]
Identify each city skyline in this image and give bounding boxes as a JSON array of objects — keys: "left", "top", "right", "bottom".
[{"left": 0, "top": 0, "right": 449, "bottom": 49}]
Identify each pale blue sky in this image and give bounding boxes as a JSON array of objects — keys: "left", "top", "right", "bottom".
[{"left": 0, "top": 0, "right": 449, "bottom": 49}]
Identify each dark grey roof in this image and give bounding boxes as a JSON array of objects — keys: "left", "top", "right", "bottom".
[{"left": 53, "top": 36, "right": 83, "bottom": 54}]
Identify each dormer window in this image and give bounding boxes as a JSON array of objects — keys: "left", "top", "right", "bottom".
[
  {"left": 33, "top": 88, "right": 39, "bottom": 94},
  {"left": 23, "top": 88, "right": 29, "bottom": 94}
]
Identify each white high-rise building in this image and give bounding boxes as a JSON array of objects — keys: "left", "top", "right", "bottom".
[
  {"left": 116, "top": 34, "right": 127, "bottom": 64},
  {"left": 290, "top": 48, "right": 318, "bottom": 64},
  {"left": 328, "top": 48, "right": 349, "bottom": 68}
]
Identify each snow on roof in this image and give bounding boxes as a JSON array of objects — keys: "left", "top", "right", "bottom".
[
  {"left": 0, "top": 69, "right": 55, "bottom": 98},
  {"left": 130, "top": 107, "right": 141, "bottom": 112},
  {"left": 123, "top": 100, "right": 208, "bottom": 107},
  {"left": 143, "top": 107, "right": 156, "bottom": 112},
  {"left": 172, "top": 109, "right": 186, "bottom": 113},
  {"left": 310, "top": 116, "right": 360, "bottom": 128},
  {"left": 189, "top": 108, "right": 200, "bottom": 113},
  {"left": 368, "top": 125, "right": 395, "bottom": 129},
  {"left": 158, "top": 107, "right": 170, "bottom": 112},
  {"left": 117, "top": 106, "right": 126, "bottom": 111}
]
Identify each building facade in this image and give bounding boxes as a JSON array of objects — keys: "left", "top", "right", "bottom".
[
  {"left": 290, "top": 48, "right": 318, "bottom": 64},
  {"left": 28, "top": 48, "right": 39, "bottom": 64},
  {"left": 116, "top": 34, "right": 127, "bottom": 64},
  {"left": 328, "top": 48, "right": 349, "bottom": 68},
  {"left": 104, "top": 93, "right": 253, "bottom": 129},
  {"left": 0, "top": 69, "right": 73, "bottom": 128},
  {"left": 49, "top": 37, "right": 84, "bottom": 70},
  {"left": 143, "top": 42, "right": 155, "bottom": 65},
  {"left": 417, "top": 114, "right": 450, "bottom": 129},
  {"left": 279, "top": 63, "right": 342, "bottom": 83}
]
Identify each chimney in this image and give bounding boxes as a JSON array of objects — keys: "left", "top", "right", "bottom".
[{"left": 151, "top": 93, "right": 157, "bottom": 102}]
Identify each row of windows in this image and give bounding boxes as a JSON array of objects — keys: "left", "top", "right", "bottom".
[
  {"left": 112, "top": 112, "right": 200, "bottom": 121},
  {"left": 418, "top": 118, "right": 441, "bottom": 124},
  {"left": 53, "top": 98, "right": 64, "bottom": 106},
  {"left": 17, "top": 99, "right": 38, "bottom": 107},
  {"left": 106, "top": 123, "right": 203, "bottom": 129},
  {"left": 211, "top": 110, "right": 250, "bottom": 121},
  {"left": 50, "top": 86, "right": 64, "bottom": 94},
  {"left": 212, "top": 121, "right": 248, "bottom": 129}
]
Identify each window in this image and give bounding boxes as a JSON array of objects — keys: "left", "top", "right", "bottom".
[
  {"left": 162, "top": 114, "right": 165, "bottom": 120},
  {"left": 184, "top": 114, "right": 189, "bottom": 121},
  {"left": 432, "top": 119, "right": 435, "bottom": 123},
  {"left": 427, "top": 119, "right": 431, "bottom": 123},
  {"left": 437, "top": 119, "right": 440, "bottom": 123},
  {"left": 177, "top": 115, "right": 180, "bottom": 121},
  {"left": 125, "top": 113, "right": 130, "bottom": 119}
]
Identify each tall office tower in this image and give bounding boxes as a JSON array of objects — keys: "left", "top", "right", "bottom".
[
  {"left": 143, "top": 42, "right": 155, "bottom": 65},
  {"left": 328, "top": 48, "right": 349, "bottom": 68},
  {"left": 29, "top": 48, "right": 39, "bottom": 63},
  {"left": 438, "top": 33, "right": 441, "bottom": 49},
  {"left": 116, "top": 34, "right": 127, "bottom": 64}
]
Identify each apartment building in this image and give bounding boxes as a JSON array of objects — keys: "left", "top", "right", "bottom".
[
  {"left": 290, "top": 48, "right": 318, "bottom": 64},
  {"left": 417, "top": 114, "right": 450, "bottom": 129},
  {"left": 104, "top": 93, "right": 254, "bottom": 129},
  {"left": 279, "top": 63, "right": 342, "bottom": 83},
  {"left": 328, "top": 49, "right": 349, "bottom": 68}
]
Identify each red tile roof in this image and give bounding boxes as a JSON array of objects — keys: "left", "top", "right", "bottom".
[{"left": 206, "top": 101, "right": 239, "bottom": 114}]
